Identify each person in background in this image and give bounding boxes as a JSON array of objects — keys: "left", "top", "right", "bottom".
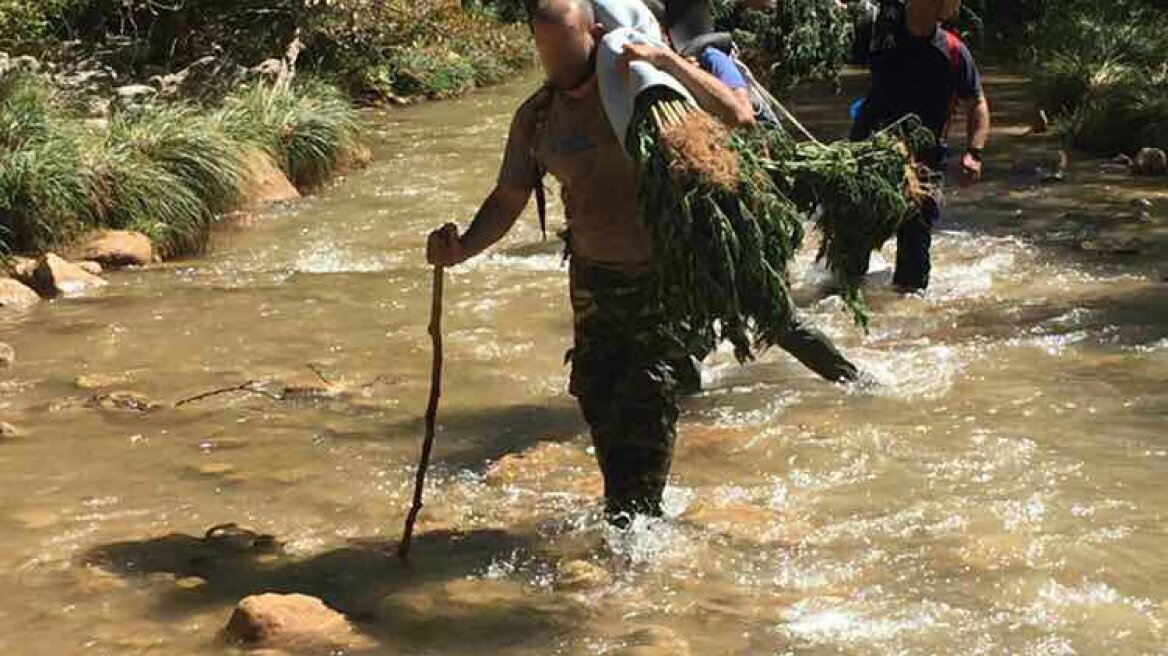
[{"left": 850, "top": 0, "right": 991, "bottom": 293}]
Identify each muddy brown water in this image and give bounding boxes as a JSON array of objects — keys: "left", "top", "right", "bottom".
[{"left": 0, "top": 70, "right": 1166, "bottom": 655}]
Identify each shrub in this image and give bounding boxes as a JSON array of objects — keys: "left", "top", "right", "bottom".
[{"left": 1032, "top": 2, "right": 1168, "bottom": 155}]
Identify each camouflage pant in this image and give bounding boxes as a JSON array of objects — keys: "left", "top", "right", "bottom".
[{"left": 567, "top": 263, "right": 690, "bottom": 523}]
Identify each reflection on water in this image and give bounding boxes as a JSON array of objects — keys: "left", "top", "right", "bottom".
[{"left": 0, "top": 71, "right": 1166, "bottom": 655}]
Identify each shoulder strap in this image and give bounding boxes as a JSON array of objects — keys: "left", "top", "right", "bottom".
[{"left": 530, "top": 83, "right": 555, "bottom": 241}]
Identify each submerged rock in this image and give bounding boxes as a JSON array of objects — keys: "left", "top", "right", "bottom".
[
  {"left": 485, "top": 440, "right": 601, "bottom": 497},
  {"left": 611, "top": 626, "right": 692, "bottom": 656},
  {"left": 31, "top": 253, "right": 108, "bottom": 298},
  {"left": 0, "top": 422, "right": 21, "bottom": 439},
  {"left": 74, "top": 230, "right": 155, "bottom": 267},
  {"left": 0, "top": 342, "right": 13, "bottom": 368},
  {"left": 89, "top": 391, "right": 159, "bottom": 413},
  {"left": 74, "top": 371, "right": 135, "bottom": 390},
  {"left": 556, "top": 559, "right": 612, "bottom": 591},
  {"left": 0, "top": 278, "right": 40, "bottom": 310},
  {"left": 222, "top": 593, "right": 372, "bottom": 652}
]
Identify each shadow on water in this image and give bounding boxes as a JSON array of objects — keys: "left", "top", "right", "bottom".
[
  {"left": 82, "top": 526, "right": 579, "bottom": 652},
  {"left": 385, "top": 401, "right": 587, "bottom": 471}
]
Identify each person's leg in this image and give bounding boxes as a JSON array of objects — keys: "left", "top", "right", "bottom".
[
  {"left": 773, "top": 319, "right": 859, "bottom": 383},
  {"left": 568, "top": 265, "right": 683, "bottom": 526},
  {"left": 892, "top": 196, "right": 939, "bottom": 291}
]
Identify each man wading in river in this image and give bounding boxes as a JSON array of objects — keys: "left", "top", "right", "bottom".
[
  {"left": 426, "top": 0, "right": 751, "bottom": 526},
  {"left": 851, "top": 0, "right": 991, "bottom": 292}
]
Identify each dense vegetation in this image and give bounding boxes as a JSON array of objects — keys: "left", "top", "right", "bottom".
[
  {"left": 0, "top": 0, "right": 534, "bottom": 258},
  {"left": 0, "top": 71, "right": 364, "bottom": 257},
  {"left": 962, "top": 0, "right": 1166, "bottom": 155},
  {"left": 0, "top": 0, "right": 531, "bottom": 102}
]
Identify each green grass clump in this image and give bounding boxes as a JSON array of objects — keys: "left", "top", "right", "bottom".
[
  {"left": 220, "top": 81, "right": 365, "bottom": 190},
  {"left": 85, "top": 105, "right": 254, "bottom": 257},
  {"left": 0, "top": 69, "right": 366, "bottom": 258},
  {"left": 0, "top": 72, "right": 92, "bottom": 252}
]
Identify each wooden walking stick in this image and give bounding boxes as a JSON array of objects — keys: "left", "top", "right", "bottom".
[{"left": 398, "top": 265, "right": 445, "bottom": 559}]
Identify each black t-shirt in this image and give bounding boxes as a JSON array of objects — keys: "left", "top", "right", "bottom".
[{"left": 853, "top": 0, "right": 982, "bottom": 148}]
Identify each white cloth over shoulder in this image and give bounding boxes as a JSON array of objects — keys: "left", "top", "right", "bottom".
[
  {"left": 591, "top": 0, "right": 663, "bottom": 38},
  {"left": 596, "top": 27, "right": 696, "bottom": 156}
]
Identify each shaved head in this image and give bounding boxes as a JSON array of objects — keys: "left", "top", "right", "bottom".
[
  {"left": 527, "top": 0, "right": 603, "bottom": 91},
  {"left": 530, "top": 0, "right": 596, "bottom": 29}
]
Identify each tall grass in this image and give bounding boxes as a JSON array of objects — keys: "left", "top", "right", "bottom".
[
  {"left": 220, "top": 81, "right": 365, "bottom": 190},
  {"left": 0, "top": 73, "right": 92, "bottom": 253},
  {"left": 0, "top": 72, "right": 367, "bottom": 258}
]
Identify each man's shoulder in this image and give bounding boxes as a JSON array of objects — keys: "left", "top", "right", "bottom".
[{"left": 513, "top": 84, "right": 557, "bottom": 125}]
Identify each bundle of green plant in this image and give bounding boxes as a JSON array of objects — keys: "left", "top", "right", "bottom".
[
  {"left": 632, "top": 92, "right": 805, "bottom": 363},
  {"left": 745, "top": 119, "right": 932, "bottom": 327},
  {"left": 0, "top": 72, "right": 92, "bottom": 253},
  {"left": 219, "top": 80, "right": 365, "bottom": 189}
]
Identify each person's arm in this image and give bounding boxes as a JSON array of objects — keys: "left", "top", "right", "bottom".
[
  {"left": 427, "top": 101, "right": 538, "bottom": 266},
  {"left": 952, "top": 41, "right": 989, "bottom": 183},
  {"left": 959, "top": 94, "right": 990, "bottom": 181},
  {"left": 617, "top": 43, "right": 756, "bottom": 127},
  {"left": 427, "top": 184, "right": 531, "bottom": 266}
]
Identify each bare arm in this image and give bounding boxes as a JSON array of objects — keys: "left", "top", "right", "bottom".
[
  {"left": 957, "top": 95, "right": 990, "bottom": 183},
  {"left": 427, "top": 184, "right": 531, "bottom": 266},
  {"left": 617, "top": 44, "right": 756, "bottom": 127},
  {"left": 966, "top": 95, "right": 990, "bottom": 150}
]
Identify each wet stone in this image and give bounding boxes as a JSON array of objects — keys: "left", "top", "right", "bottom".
[
  {"left": 89, "top": 391, "right": 159, "bottom": 413},
  {"left": 191, "top": 463, "right": 250, "bottom": 485},
  {"left": 31, "top": 253, "right": 108, "bottom": 298},
  {"left": 0, "top": 278, "right": 40, "bottom": 310},
  {"left": 175, "top": 576, "right": 207, "bottom": 590},
  {"left": 223, "top": 593, "right": 373, "bottom": 653},
  {"left": 197, "top": 437, "right": 250, "bottom": 452}
]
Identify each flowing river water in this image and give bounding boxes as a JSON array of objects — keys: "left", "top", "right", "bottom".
[{"left": 1, "top": 70, "right": 1166, "bottom": 655}]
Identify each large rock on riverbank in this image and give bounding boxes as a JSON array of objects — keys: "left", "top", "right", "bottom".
[
  {"left": 31, "top": 254, "right": 107, "bottom": 298},
  {"left": 222, "top": 593, "right": 372, "bottom": 653},
  {"left": 73, "top": 230, "right": 155, "bottom": 268},
  {"left": 242, "top": 149, "right": 301, "bottom": 206},
  {"left": 0, "top": 278, "right": 40, "bottom": 310}
]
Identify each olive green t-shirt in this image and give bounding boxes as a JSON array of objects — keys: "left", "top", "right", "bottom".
[{"left": 497, "top": 84, "right": 652, "bottom": 271}]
